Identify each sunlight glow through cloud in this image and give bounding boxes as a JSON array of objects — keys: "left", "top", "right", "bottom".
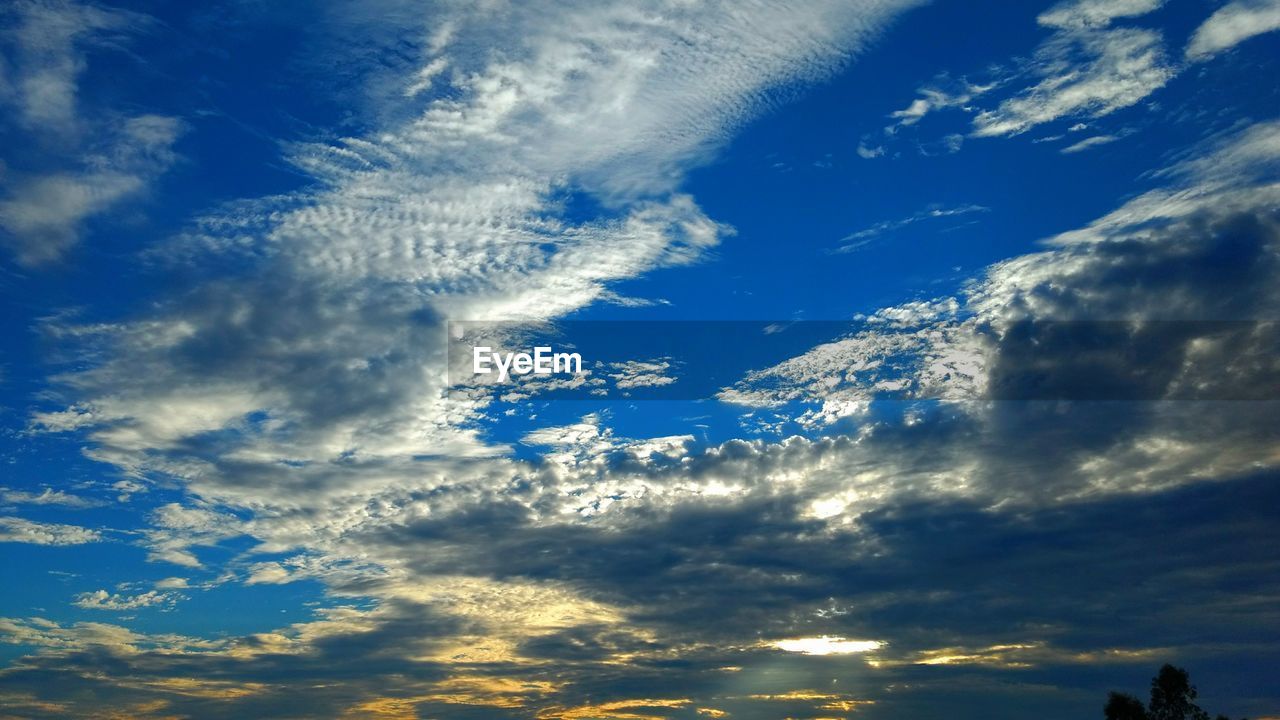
[{"left": 772, "top": 636, "right": 887, "bottom": 655}]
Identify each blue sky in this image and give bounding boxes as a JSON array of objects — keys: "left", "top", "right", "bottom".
[{"left": 1, "top": 0, "right": 1279, "bottom": 718}]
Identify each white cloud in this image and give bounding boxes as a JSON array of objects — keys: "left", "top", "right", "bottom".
[
  {"left": 835, "top": 204, "right": 989, "bottom": 252},
  {"left": 856, "top": 141, "right": 886, "bottom": 158},
  {"left": 0, "top": 487, "right": 99, "bottom": 508},
  {"left": 0, "top": 2, "right": 180, "bottom": 264},
  {"left": 1047, "top": 119, "right": 1280, "bottom": 246},
  {"left": 738, "top": 124, "right": 1280, "bottom": 421},
  {"left": 1186, "top": 0, "right": 1280, "bottom": 61},
  {"left": 1037, "top": 0, "right": 1166, "bottom": 30},
  {"left": 1060, "top": 133, "right": 1120, "bottom": 153},
  {"left": 142, "top": 503, "right": 243, "bottom": 568},
  {"left": 245, "top": 562, "right": 293, "bottom": 586},
  {"left": 886, "top": 81, "right": 993, "bottom": 132},
  {"left": 0, "top": 616, "right": 218, "bottom": 654},
  {"left": 606, "top": 359, "right": 677, "bottom": 390},
  {"left": 0, "top": 0, "right": 141, "bottom": 136},
  {"left": 972, "top": 26, "right": 1174, "bottom": 137},
  {"left": 0, "top": 516, "right": 101, "bottom": 545},
  {"left": 880, "top": 0, "right": 1174, "bottom": 147},
  {"left": 73, "top": 589, "right": 176, "bottom": 611},
  {"left": 718, "top": 317, "right": 986, "bottom": 417},
  {"left": 890, "top": 97, "right": 933, "bottom": 126}
]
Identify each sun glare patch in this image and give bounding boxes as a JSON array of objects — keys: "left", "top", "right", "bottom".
[{"left": 772, "top": 636, "right": 886, "bottom": 655}]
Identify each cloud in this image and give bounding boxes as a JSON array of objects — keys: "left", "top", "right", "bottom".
[
  {"left": 972, "top": 25, "right": 1174, "bottom": 137},
  {"left": 886, "top": 79, "right": 995, "bottom": 133},
  {"left": 0, "top": 617, "right": 179, "bottom": 653},
  {"left": 1048, "top": 119, "right": 1280, "bottom": 245},
  {"left": 605, "top": 359, "right": 677, "bottom": 390},
  {"left": 33, "top": 0, "right": 935, "bottom": 518},
  {"left": 857, "top": 141, "right": 887, "bottom": 158},
  {"left": 7, "top": 10, "right": 958, "bottom": 712},
  {"left": 0, "top": 2, "right": 180, "bottom": 264},
  {"left": 1060, "top": 133, "right": 1121, "bottom": 153},
  {"left": 20, "top": 106, "right": 1274, "bottom": 715},
  {"left": 725, "top": 120, "right": 1280, "bottom": 500},
  {"left": 136, "top": 503, "right": 245, "bottom": 568},
  {"left": 772, "top": 636, "right": 885, "bottom": 655},
  {"left": 0, "top": 0, "right": 141, "bottom": 136},
  {"left": 8, "top": 4, "right": 1280, "bottom": 718},
  {"left": 29, "top": 0, "right": 930, "bottom": 538},
  {"left": 1036, "top": 0, "right": 1166, "bottom": 30},
  {"left": 1, "top": 475, "right": 1278, "bottom": 716},
  {"left": 0, "top": 487, "right": 101, "bottom": 508},
  {"left": 879, "top": 0, "right": 1177, "bottom": 147},
  {"left": 244, "top": 562, "right": 293, "bottom": 586},
  {"left": 835, "top": 204, "right": 989, "bottom": 252},
  {"left": 0, "top": 516, "right": 100, "bottom": 545},
  {"left": 72, "top": 590, "right": 177, "bottom": 612},
  {"left": 918, "top": 132, "right": 965, "bottom": 155},
  {"left": 1186, "top": 0, "right": 1280, "bottom": 61}
]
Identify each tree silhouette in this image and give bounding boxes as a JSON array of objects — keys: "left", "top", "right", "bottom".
[
  {"left": 1104, "top": 665, "right": 1244, "bottom": 720},
  {"left": 1149, "top": 665, "right": 1209, "bottom": 720},
  {"left": 1106, "top": 691, "right": 1149, "bottom": 720}
]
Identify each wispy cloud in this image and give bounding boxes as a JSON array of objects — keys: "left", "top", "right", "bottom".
[
  {"left": 873, "top": 0, "right": 1182, "bottom": 152},
  {"left": 0, "top": 487, "right": 101, "bottom": 508},
  {"left": 856, "top": 140, "right": 887, "bottom": 158},
  {"left": 1186, "top": 0, "right": 1280, "bottom": 61},
  {"left": 972, "top": 1, "right": 1174, "bottom": 137},
  {"left": 1060, "top": 133, "right": 1121, "bottom": 153},
  {"left": 835, "top": 204, "right": 989, "bottom": 252},
  {"left": 0, "top": 1, "right": 181, "bottom": 265},
  {"left": 885, "top": 78, "right": 996, "bottom": 133},
  {"left": 1035, "top": 0, "right": 1166, "bottom": 30}
]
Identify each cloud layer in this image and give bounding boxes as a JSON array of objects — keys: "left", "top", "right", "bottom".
[{"left": 2, "top": 1, "right": 1278, "bottom": 718}]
